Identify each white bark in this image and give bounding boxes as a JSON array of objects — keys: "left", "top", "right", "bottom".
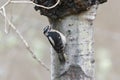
[{"left": 50, "top": 5, "right": 98, "bottom": 80}]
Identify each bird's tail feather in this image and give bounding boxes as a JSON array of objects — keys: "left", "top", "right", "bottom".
[{"left": 58, "top": 53, "right": 65, "bottom": 64}]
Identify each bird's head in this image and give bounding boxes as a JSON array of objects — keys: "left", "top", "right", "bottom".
[{"left": 43, "top": 25, "right": 51, "bottom": 36}]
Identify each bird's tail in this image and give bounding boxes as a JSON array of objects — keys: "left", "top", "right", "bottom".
[{"left": 58, "top": 53, "right": 66, "bottom": 64}]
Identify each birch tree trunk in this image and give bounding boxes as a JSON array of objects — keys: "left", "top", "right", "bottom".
[
  {"left": 33, "top": 0, "right": 106, "bottom": 79},
  {"left": 50, "top": 5, "right": 98, "bottom": 80}
]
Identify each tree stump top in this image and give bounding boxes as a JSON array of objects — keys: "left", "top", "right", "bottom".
[{"left": 33, "top": 0, "right": 107, "bottom": 19}]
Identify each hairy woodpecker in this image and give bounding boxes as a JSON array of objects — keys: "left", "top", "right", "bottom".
[{"left": 43, "top": 26, "right": 66, "bottom": 64}]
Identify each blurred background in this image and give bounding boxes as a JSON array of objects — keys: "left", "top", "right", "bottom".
[{"left": 0, "top": 0, "right": 119, "bottom": 80}]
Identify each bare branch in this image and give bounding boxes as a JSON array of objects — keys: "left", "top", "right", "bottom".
[
  {"left": 2, "top": 7, "right": 8, "bottom": 34},
  {"left": 0, "top": 7, "right": 50, "bottom": 72}
]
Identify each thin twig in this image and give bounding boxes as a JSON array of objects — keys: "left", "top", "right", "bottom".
[
  {"left": 2, "top": 7, "right": 8, "bottom": 34},
  {"left": 0, "top": 8, "right": 50, "bottom": 72},
  {"left": 10, "top": 0, "right": 60, "bottom": 9}
]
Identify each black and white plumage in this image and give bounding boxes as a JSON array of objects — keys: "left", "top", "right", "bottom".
[{"left": 43, "top": 26, "right": 66, "bottom": 63}]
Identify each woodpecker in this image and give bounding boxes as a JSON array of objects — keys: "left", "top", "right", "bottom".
[{"left": 43, "top": 26, "right": 66, "bottom": 64}]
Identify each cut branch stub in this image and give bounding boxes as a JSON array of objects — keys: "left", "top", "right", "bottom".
[{"left": 33, "top": 0, "right": 107, "bottom": 19}]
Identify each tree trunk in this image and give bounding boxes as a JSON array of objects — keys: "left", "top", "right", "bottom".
[{"left": 50, "top": 5, "right": 98, "bottom": 80}]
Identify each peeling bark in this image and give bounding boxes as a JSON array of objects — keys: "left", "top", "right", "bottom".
[{"left": 50, "top": 5, "right": 98, "bottom": 80}]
